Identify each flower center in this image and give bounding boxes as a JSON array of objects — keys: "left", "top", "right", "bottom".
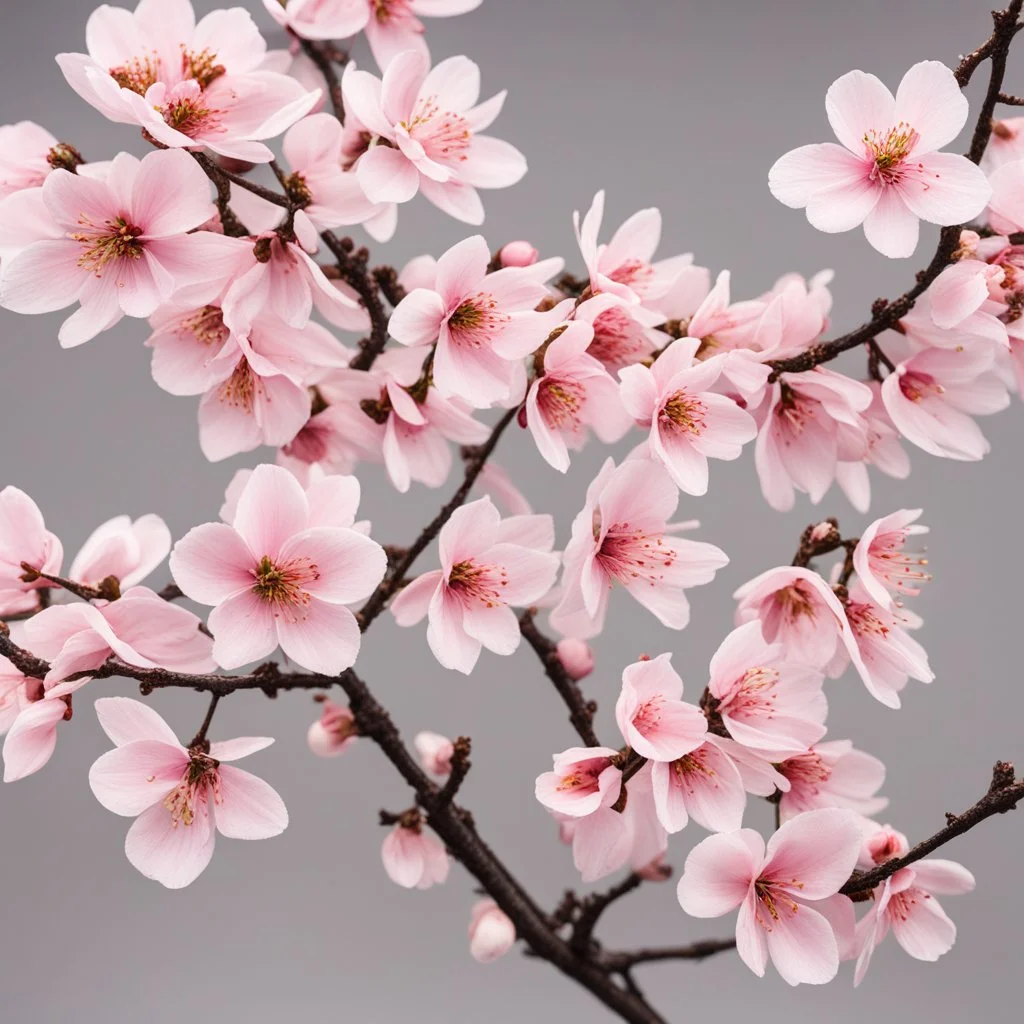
[
  {"left": 753, "top": 878, "right": 802, "bottom": 927},
  {"left": 447, "top": 294, "right": 510, "bottom": 347},
  {"left": 373, "top": 0, "right": 415, "bottom": 24},
  {"left": 587, "top": 306, "right": 653, "bottom": 371},
  {"left": 182, "top": 46, "right": 226, "bottom": 89},
  {"left": 159, "top": 81, "right": 220, "bottom": 137},
  {"left": 178, "top": 305, "right": 230, "bottom": 347},
  {"left": 780, "top": 750, "right": 831, "bottom": 790},
  {"left": 109, "top": 53, "right": 162, "bottom": 96},
  {"left": 868, "top": 528, "right": 931, "bottom": 597},
  {"left": 217, "top": 360, "right": 259, "bottom": 413},
  {"left": 864, "top": 122, "right": 920, "bottom": 183},
  {"left": 607, "top": 258, "right": 656, "bottom": 291},
  {"left": 898, "top": 370, "right": 945, "bottom": 403},
  {"left": 447, "top": 558, "right": 508, "bottom": 607},
  {"left": 71, "top": 216, "right": 144, "bottom": 273},
  {"left": 775, "top": 384, "right": 817, "bottom": 434},
  {"left": 401, "top": 96, "right": 472, "bottom": 163},
  {"left": 672, "top": 747, "right": 715, "bottom": 779},
  {"left": 556, "top": 758, "right": 607, "bottom": 793},
  {"left": 632, "top": 695, "right": 666, "bottom": 736},
  {"left": 723, "top": 665, "right": 781, "bottom": 716},
  {"left": 251, "top": 554, "right": 321, "bottom": 612},
  {"left": 537, "top": 377, "right": 586, "bottom": 430},
  {"left": 771, "top": 582, "right": 817, "bottom": 624},
  {"left": 845, "top": 601, "right": 891, "bottom": 640},
  {"left": 659, "top": 390, "right": 707, "bottom": 435},
  {"left": 163, "top": 752, "right": 220, "bottom": 827},
  {"left": 597, "top": 522, "right": 679, "bottom": 588}
]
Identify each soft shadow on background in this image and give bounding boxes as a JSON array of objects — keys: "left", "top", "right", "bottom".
[{"left": 1, "top": 1, "right": 1019, "bottom": 1021}]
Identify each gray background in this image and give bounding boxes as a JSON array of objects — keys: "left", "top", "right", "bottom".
[{"left": 1, "top": 1, "right": 1020, "bottom": 1021}]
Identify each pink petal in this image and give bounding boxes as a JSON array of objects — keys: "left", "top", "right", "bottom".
[
  {"left": 769, "top": 143, "right": 871, "bottom": 209},
  {"left": 677, "top": 830, "right": 761, "bottom": 917},
  {"left": 232, "top": 463, "right": 309, "bottom": 561},
  {"left": 675, "top": 740, "right": 747, "bottom": 833},
  {"left": 426, "top": 585, "right": 480, "bottom": 673},
  {"left": 208, "top": 736, "right": 275, "bottom": 763},
  {"left": 356, "top": 145, "right": 420, "bottom": 205},
  {"left": 735, "top": 894, "right": 769, "bottom": 977},
  {"left": 825, "top": 70, "right": 895, "bottom": 154},
  {"left": 763, "top": 808, "right": 863, "bottom": 899},
  {"left": 572, "top": 807, "right": 633, "bottom": 884},
  {"left": 169, "top": 522, "right": 255, "bottom": 605},
  {"left": 0, "top": 239, "right": 84, "bottom": 313},
  {"left": 434, "top": 234, "right": 489, "bottom": 307},
  {"left": 481, "top": 543, "right": 559, "bottom": 606},
  {"left": 93, "top": 696, "right": 182, "bottom": 748},
  {"left": 438, "top": 497, "right": 500, "bottom": 567},
  {"left": 417, "top": 54, "right": 480, "bottom": 113},
  {"left": 805, "top": 173, "right": 880, "bottom": 232},
  {"left": 391, "top": 570, "right": 444, "bottom": 626},
  {"left": 890, "top": 889, "right": 957, "bottom": 961},
  {"left": 124, "top": 798, "right": 216, "bottom": 889},
  {"left": 131, "top": 149, "right": 213, "bottom": 237},
  {"left": 764, "top": 901, "right": 839, "bottom": 985},
  {"left": 460, "top": 600, "right": 520, "bottom": 655},
  {"left": 2, "top": 699, "right": 66, "bottom": 782},
  {"left": 388, "top": 288, "right": 447, "bottom": 346},
  {"left": 863, "top": 187, "right": 920, "bottom": 258},
  {"left": 460, "top": 135, "right": 527, "bottom": 189},
  {"left": 89, "top": 740, "right": 184, "bottom": 815},
  {"left": 418, "top": 176, "right": 484, "bottom": 225},
  {"left": 910, "top": 859, "right": 975, "bottom": 895},
  {"left": 277, "top": 527, "right": 386, "bottom": 604},
  {"left": 898, "top": 152, "right": 992, "bottom": 226},
  {"left": 893, "top": 61, "right": 968, "bottom": 154},
  {"left": 209, "top": 589, "right": 279, "bottom": 669},
  {"left": 214, "top": 765, "right": 288, "bottom": 839},
  {"left": 275, "top": 597, "right": 361, "bottom": 675}
]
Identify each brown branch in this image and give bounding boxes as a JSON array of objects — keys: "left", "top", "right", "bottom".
[
  {"left": 600, "top": 939, "right": 738, "bottom": 972},
  {"left": 17, "top": 564, "right": 120, "bottom": 603},
  {"left": 356, "top": 405, "right": 520, "bottom": 628},
  {"left": 571, "top": 873, "right": 644, "bottom": 954},
  {"left": 841, "top": 761, "right": 1024, "bottom": 895},
  {"left": 436, "top": 736, "right": 472, "bottom": 806},
  {"left": 300, "top": 39, "right": 346, "bottom": 123},
  {"left": 767, "top": 1, "right": 1023, "bottom": 380},
  {"left": 518, "top": 611, "right": 601, "bottom": 746},
  {"left": 998, "top": 90, "right": 1024, "bottom": 104}
]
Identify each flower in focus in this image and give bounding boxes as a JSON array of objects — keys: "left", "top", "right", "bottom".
[
  {"left": 381, "top": 818, "right": 449, "bottom": 889},
  {"left": 89, "top": 697, "right": 287, "bottom": 888},
  {"left": 69, "top": 514, "right": 171, "bottom": 591}
]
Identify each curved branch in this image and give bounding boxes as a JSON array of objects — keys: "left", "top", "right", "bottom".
[{"left": 600, "top": 939, "right": 738, "bottom": 971}]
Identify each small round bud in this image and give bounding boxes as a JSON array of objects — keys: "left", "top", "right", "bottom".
[
  {"left": 556, "top": 638, "right": 594, "bottom": 681},
  {"left": 499, "top": 240, "right": 539, "bottom": 268}
]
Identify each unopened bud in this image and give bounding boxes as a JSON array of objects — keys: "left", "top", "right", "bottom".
[
  {"left": 499, "top": 240, "right": 539, "bottom": 268},
  {"left": 556, "top": 638, "right": 594, "bottom": 680},
  {"left": 413, "top": 731, "right": 455, "bottom": 777},
  {"left": 468, "top": 900, "right": 516, "bottom": 963}
]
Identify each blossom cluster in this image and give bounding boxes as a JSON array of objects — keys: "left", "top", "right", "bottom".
[{"left": 0, "top": 0, "right": 1018, "bottom": 1000}]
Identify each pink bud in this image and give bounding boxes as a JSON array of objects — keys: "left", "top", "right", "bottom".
[
  {"left": 499, "top": 240, "right": 539, "bottom": 268},
  {"left": 468, "top": 899, "right": 516, "bottom": 963},
  {"left": 307, "top": 699, "right": 358, "bottom": 758},
  {"left": 864, "top": 825, "right": 909, "bottom": 865},
  {"left": 556, "top": 638, "right": 594, "bottom": 681},
  {"left": 414, "top": 730, "right": 455, "bottom": 777},
  {"left": 809, "top": 520, "right": 836, "bottom": 543}
]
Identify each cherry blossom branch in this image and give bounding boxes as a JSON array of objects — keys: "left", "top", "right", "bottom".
[
  {"left": 17, "top": 565, "right": 120, "bottom": 602},
  {"left": 299, "top": 39, "right": 346, "bottom": 123},
  {"left": 570, "top": 873, "right": 645, "bottom": 954},
  {"left": 356, "top": 405, "right": 520, "bottom": 628},
  {"left": 766, "top": 0, "right": 1023, "bottom": 380},
  {"left": 997, "top": 90, "right": 1024, "bottom": 103},
  {"left": 600, "top": 939, "right": 738, "bottom": 972},
  {"left": 841, "top": 761, "right": 1024, "bottom": 895},
  {"left": 518, "top": 610, "right": 601, "bottom": 746}
]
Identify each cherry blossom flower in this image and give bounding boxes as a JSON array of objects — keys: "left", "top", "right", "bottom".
[
  {"left": 551, "top": 458, "right": 728, "bottom": 639},
  {"left": 88, "top": 697, "right": 287, "bottom": 888},
  {"left": 58, "top": 0, "right": 319, "bottom": 163},
  {"left": 280, "top": 113, "right": 396, "bottom": 242},
  {"left": 414, "top": 731, "right": 455, "bottom": 776},
  {"left": 570, "top": 294, "right": 662, "bottom": 374},
  {"left": 649, "top": 736, "right": 747, "bottom": 834},
  {"left": 574, "top": 191, "right": 697, "bottom": 307},
  {"left": 706, "top": 621, "right": 827, "bottom": 756},
  {"left": 525, "top": 320, "right": 631, "bottom": 472},
  {"left": 854, "top": 857, "right": 975, "bottom": 985},
  {"left": 0, "top": 486, "right": 63, "bottom": 618},
  {"left": 614, "top": 654, "right": 707, "bottom": 762},
  {"left": 390, "top": 498, "right": 560, "bottom": 674},
  {"left": 853, "top": 508, "right": 930, "bottom": 609},
  {"left": 387, "top": 235, "right": 549, "bottom": 406},
  {"left": 169, "top": 464, "right": 386, "bottom": 674},
  {"left": 754, "top": 368, "right": 873, "bottom": 512},
  {"left": 556, "top": 637, "right": 594, "bottom": 681},
  {"left": 381, "top": 821, "right": 450, "bottom": 889},
  {"left": 262, "top": 0, "right": 369, "bottom": 43},
  {"left": 69, "top": 514, "right": 171, "bottom": 591},
  {"left": 677, "top": 808, "right": 863, "bottom": 985},
  {"left": 22, "top": 586, "right": 215, "bottom": 684},
  {"left": 307, "top": 699, "right": 359, "bottom": 758},
  {"left": 837, "top": 582, "right": 934, "bottom": 708},
  {"left": 618, "top": 338, "right": 758, "bottom": 495},
  {"left": 880, "top": 344, "right": 1010, "bottom": 461},
  {"left": 776, "top": 740, "right": 888, "bottom": 824},
  {"left": 341, "top": 51, "right": 525, "bottom": 224},
  {"left": 0, "top": 121, "right": 62, "bottom": 198},
  {"left": 0, "top": 150, "right": 221, "bottom": 347},
  {"left": 535, "top": 746, "right": 623, "bottom": 819},
  {"left": 468, "top": 899, "right": 516, "bottom": 963},
  {"left": 3, "top": 695, "right": 72, "bottom": 784},
  {"left": 734, "top": 565, "right": 864, "bottom": 671},
  {"left": 769, "top": 61, "right": 991, "bottom": 258}
]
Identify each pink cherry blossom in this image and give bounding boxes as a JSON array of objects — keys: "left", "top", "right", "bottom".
[
  {"left": 769, "top": 61, "right": 991, "bottom": 258},
  {"left": 69, "top": 514, "right": 171, "bottom": 591},
  {"left": 388, "top": 235, "right": 549, "bottom": 406},
  {"left": 706, "top": 621, "right": 827, "bottom": 756},
  {"left": 381, "top": 821, "right": 450, "bottom": 889},
  {"left": 88, "top": 696, "right": 287, "bottom": 888},
  {"left": 366, "top": 1, "right": 484, "bottom": 70},
  {"left": 854, "top": 858, "right": 975, "bottom": 985},
  {"left": 551, "top": 459, "right": 728, "bottom": 639},
  {"left": 619, "top": 338, "right": 758, "bottom": 495},
  {"left": 390, "top": 498, "right": 560, "bottom": 674},
  {"left": 170, "top": 464, "right": 386, "bottom": 674},
  {"left": 734, "top": 565, "right": 865, "bottom": 671},
  {"left": 22, "top": 586, "right": 215, "bottom": 684},
  {"left": 3, "top": 695, "right": 72, "bottom": 784},
  {"left": 556, "top": 637, "right": 594, "bottom": 681},
  {"left": 837, "top": 581, "right": 934, "bottom": 708},
  {"left": 880, "top": 344, "right": 1010, "bottom": 461},
  {"left": 499, "top": 240, "right": 538, "bottom": 268},
  {"left": 776, "top": 740, "right": 888, "bottom": 824},
  {"left": 58, "top": 0, "right": 319, "bottom": 163},
  {"left": 468, "top": 898, "right": 516, "bottom": 963},
  {"left": 853, "top": 508, "right": 931, "bottom": 609},
  {"left": 0, "top": 121, "right": 62, "bottom": 198},
  {"left": 414, "top": 731, "right": 455, "bottom": 776},
  {"left": 0, "top": 150, "right": 219, "bottom": 347},
  {"left": 0, "top": 486, "right": 63, "bottom": 617},
  {"left": 614, "top": 654, "right": 707, "bottom": 762},
  {"left": 525, "top": 320, "right": 631, "bottom": 472},
  {"left": 0, "top": 654, "right": 30, "bottom": 737},
  {"left": 263, "top": 0, "right": 369, "bottom": 43},
  {"left": 677, "top": 808, "right": 863, "bottom": 985},
  {"left": 861, "top": 823, "right": 910, "bottom": 868},
  {"left": 535, "top": 746, "right": 623, "bottom": 819},
  {"left": 307, "top": 698, "right": 358, "bottom": 758},
  {"left": 650, "top": 736, "right": 747, "bottom": 834},
  {"left": 281, "top": 114, "right": 395, "bottom": 241},
  {"left": 574, "top": 191, "right": 697, "bottom": 307},
  {"left": 571, "top": 294, "right": 662, "bottom": 375},
  {"left": 754, "top": 368, "right": 873, "bottom": 511},
  {"left": 341, "top": 51, "right": 525, "bottom": 224}
]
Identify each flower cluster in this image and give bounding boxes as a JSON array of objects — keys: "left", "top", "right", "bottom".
[{"left": 0, "top": 0, "right": 1020, "bottom": 1011}]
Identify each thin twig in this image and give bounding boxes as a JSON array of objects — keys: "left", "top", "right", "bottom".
[
  {"left": 600, "top": 940, "right": 738, "bottom": 971},
  {"left": 300, "top": 39, "right": 346, "bottom": 123},
  {"left": 571, "top": 874, "right": 644, "bottom": 954}
]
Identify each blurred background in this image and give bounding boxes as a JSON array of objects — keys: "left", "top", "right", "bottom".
[{"left": 1, "top": 1, "right": 1020, "bottom": 1021}]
